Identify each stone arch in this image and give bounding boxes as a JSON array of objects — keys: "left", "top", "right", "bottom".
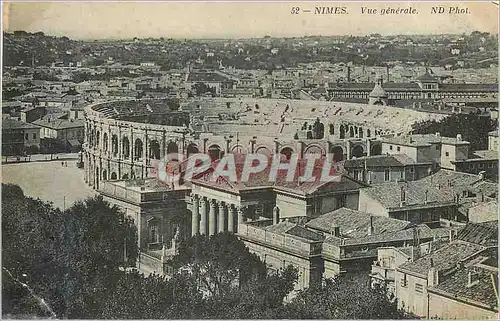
[
  {"left": 280, "top": 147, "right": 295, "bottom": 160},
  {"left": 149, "top": 140, "right": 161, "bottom": 160},
  {"left": 122, "top": 136, "right": 130, "bottom": 159},
  {"left": 208, "top": 144, "right": 223, "bottom": 161},
  {"left": 351, "top": 144, "right": 365, "bottom": 158},
  {"left": 111, "top": 172, "right": 117, "bottom": 180},
  {"left": 103, "top": 132, "right": 108, "bottom": 152},
  {"left": 102, "top": 169, "right": 107, "bottom": 180},
  {"left": 111, "top": 135, "right": 118, "bottom": 156},
  {"left": 134, "top": 138, "right": 143, "bottom": 161},
  {"left": 330, "top": 145, "right": 344, "bottom": 162},
  {"left": 370, "top": 143, "right": 382, "bottom": 156},
  {"left": 186, "top": 143, "right": 199, "bottom": 157},
  {"left": 339, "top": 125, "right": 346, "bottom": 139},
  {"left": 255, "top": 146, "right": 272, "bottom": 157},
  {"left": 304, "top": 144, "right": 325, "bottom": 155},
  {"left": 231, "top": 145, "right": 247, "bottom": 154},
  {"left": 167, "top": 141, "right": 180, "bottom": 161},
  {"left": 96, "top": 130, "right": 100, "bottom": 149},
  {"left": 349, "top": 126, "right": 355, "bottom": 138}
]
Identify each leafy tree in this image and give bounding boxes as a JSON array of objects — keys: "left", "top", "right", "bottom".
[
  {"left": 412, "top": 113, "right": 498, "bottom": 152},
  {"left": 170, "top": 232, "right": 266, "bottom": 298},
  {"left": 284, "top": 275, "right": 416, "bottom": 319}
]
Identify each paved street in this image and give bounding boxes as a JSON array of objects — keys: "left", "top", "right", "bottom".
[{"left": 2, "top": 160, "right": 95, "bottom": 210}]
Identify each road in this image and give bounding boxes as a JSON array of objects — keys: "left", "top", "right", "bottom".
[{"left": 2, "top": 159, "right": 95, "bottom": 210}]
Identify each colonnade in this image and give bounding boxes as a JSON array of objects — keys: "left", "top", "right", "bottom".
[{"left": 190, "top": 194, "right": 245, "bottom": 236}]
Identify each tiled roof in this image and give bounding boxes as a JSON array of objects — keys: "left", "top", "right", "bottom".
[
  {"left": 186, "top": 72, "right": 233, "bottom": 83},
  {"left": 264, "top": 221, "right": 324, "bottom": 243},
  {"left": 472, "top": 150, "right": 499, "bottom": 160},
  {"left": 417, "top": 72, "right": 439, "bottom": 82},
  {"left": 382, "top": 134, "right": 469, "bottom": 147},
  {"left": 398, "top": 241, "right": 487, "bottom": 277},
  {"left": 190, "top": 154, "right": 363, "bottom": 196},
  {"left": 468, "top": 201, "right": 498, "bottom": 224},
  {"left": 344, "top": 154, "right": 414, "bottom": 169},
  {"left": 456, "top": 220, "right": 498, "bottom": 247},
  {"left": 469, "top": 181, "right": 498, "bottom": 198},
  {"left": 439, "top": 83, "right": 498, "bottom": 92},
  {"left": 2, "top": 118, "right": 40, "bottom": 130},
  {"left": 360, "top": 170, "right": 477, "bottom": 209},
  {"left": 305, "top": 208, "right": 411, "bottom": 237},
  {"left": 429, "top": 266, "right": 498, "bottom": 309},
  {"left": 32, "top": 118, "right": 84, "bottom": 130}
]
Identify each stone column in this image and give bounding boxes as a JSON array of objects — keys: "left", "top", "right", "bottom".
[
  {"left": 209, "top": 199, "right": 216, "bottom": 236},
  {"left": 236, "top": 206, "right": 245, "bottom": 233},
  {"left": 191, "top": 195, "right": 199, "bottom": 236},
  {"left": 218, "top": 202, "right": 226, "bottom": 233},
  {"left": 228, "top": 205, "right": 235, "bottom": 232},
  {"left": 199, "top": 197, "right": 207, "bottom": 235}
]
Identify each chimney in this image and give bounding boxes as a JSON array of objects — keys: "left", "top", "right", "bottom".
[
  {"left": 467, "top": 270, "right": 480, "bottom": 288},
  {"left": 435, "top": 132, "right": 440, "bottom": 137},
  {"left": 449, "top": 229, "right": 454, "bottom": 242},
  {"left": 456, "top": 133, "right": 462, "bottom": 141},
  {"left": 400, "top": 186, "right": 407, "bottom": 207},
  {"left": 424, "top": 190, "right": 429, "bottom": 204},
  {"left": 428, "top": 258, "right": 439, "bottom": 287},
  {"left": 273, "top": 206, "right": 280, "bottom": 225},
  {"left": 333, "top": 226, "right": 340, "bottom": 237},
  {"left": 367, "top": 216, "right": 375, "bottom": 236},
  {"left": 478, "top": 171, "right": 486, "bottom": 181}
]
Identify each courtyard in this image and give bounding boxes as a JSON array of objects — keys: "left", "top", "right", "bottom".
[{"left": 2, "top": 160, "right": 95, "bottom": 210}]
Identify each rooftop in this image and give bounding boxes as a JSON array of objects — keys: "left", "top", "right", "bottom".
[
  {"left": 305, "top": 207, "right": 411, "bottom": 238},
  {"left": 32, "top": 118, "right": 84, "bottom": 130},
  {"left": 398, "top": 240, "right": 487, "bottom": 277},
  {"left": 382, "top": 133, "right": 470, "bottom": 147},
  {"left": 344, "top": 154, "right": 420, "bottom": 169},
  {"left": 456, "top": 220, "right": 498, "bottom": 247},
  {"left": 2, "top": 118, "right": 40, "bottom": 130}
]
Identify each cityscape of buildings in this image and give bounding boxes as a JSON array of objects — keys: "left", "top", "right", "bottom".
[{"left": 2, "top": 22, "right": 499, "bottom": 320}]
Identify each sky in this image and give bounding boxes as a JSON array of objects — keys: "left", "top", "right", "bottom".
[{"left": 3, "top": 1, "right": 499, "bottom": 40}]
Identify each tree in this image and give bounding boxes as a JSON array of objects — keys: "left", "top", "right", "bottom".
[
  {"left": 284, "top": 275, "right": 416, "bottom": 319},
  {"left": 412, "top": 113, "right": 497, "bottom": 151},
  {"left": 170, "top": 232, "right": 266, "bottom": 298}
]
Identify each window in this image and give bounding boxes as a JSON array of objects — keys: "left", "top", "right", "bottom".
[
  {"left": 409, "top": 167, "right": 414, "bottom": 173},
  {"left": 25, "top": 133, "right": 28, "bottom": 140},
  {"left": 397, "top": 147, "right": 401, "bottom": 152},
  {"left": 415, "top": 283, "right": 424, "bottom": 293},
  {"left": 353, "top": 170, "right": 360, "bottom": 180},
  {"left": 479, "top": 163, "right": 484, "bottom": 169},
  {"left": 488, "top": 163, "right": 494, "bottom": 168},
  {"left": 445, "top": 152, "right": 449, "bottom": 157},
  {"left": 32, "top": 133, "right": 37, "bottom": 139},
  {"left": 390, "top": 145, "right": 393, "bottom": 151},
  {"left": 401, "top": 274, "right": 408, "bottom": 287},
  {"left": 384, "top": 170, "right": 390, "bottom": 181}
]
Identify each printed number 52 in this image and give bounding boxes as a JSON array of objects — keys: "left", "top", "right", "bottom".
[{"left": 291, "top": 7, "right": 300, "bottom": 14}]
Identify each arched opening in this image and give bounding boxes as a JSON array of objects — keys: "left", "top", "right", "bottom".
[
  {"left": 280, "top": 147, "right": 294, "bottom": 160},
  {"left": 96, "top": 131, "right": 100, "bottom": 149},
  {"left": 111, "top": 135, "right": 118, "bottom": 156},
  {"left": 122, "top": 137, "right": 130, "bottom": 159},
  {"left": 208, "top": 144, "right": 223, "bottom": 161},
  {"left": 349, "top": 127, "right": 355, "bottom": 138},
  {"left": 255, "top": 146, "right": 272, "bottom": 157},
  {"left": 111, "top": 172, "right": 117, "bottom": 180},
  {"left": 339, "top": 125, "right": 345, "bottom": 139},
  {"left": 370, "top": 144, "right": 382, "bottom": 156},
  {"left": 359, "top": 128, "right": 364, "bottom": 138},
  {"left": 329, "top": 124, "right": 335, "bottom": 135},
  {"left": 305, "top": 145, "right": 324, "bottom": 155},
  {"left": 95, "top": 166, "right": 99, "bottom": 189},
  {"left": 330, "top": 146, "right": 344, "bottom": 162},
  {"left": 122, "top": 173, "right": 129, "bottom": 180},
  {"left": 134, "top": 138, "right": 143, "bottom": 161},
  {"left": 149, "top": 140, "right": 160, "bottom": 160},
  {"left": 306, "top": 131, "right": 313, "bottom": 139},
  {"left": 166, "top": 141, "right": 179, "bottom": 160},
  {"left": 187, "top": 143, "right": 199, "bottom": 157},
  {"left": 367, "top": 129, "right": 371, "bottom": 137},
  {"left": 351, "top": 145, "right": 364, "bottom": 158},
  {"left": 102, "top": 169, "right": 107, "bottom": 180},
  {"left": 103, "top": 133, "right": 108, "bottom": 152}
]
